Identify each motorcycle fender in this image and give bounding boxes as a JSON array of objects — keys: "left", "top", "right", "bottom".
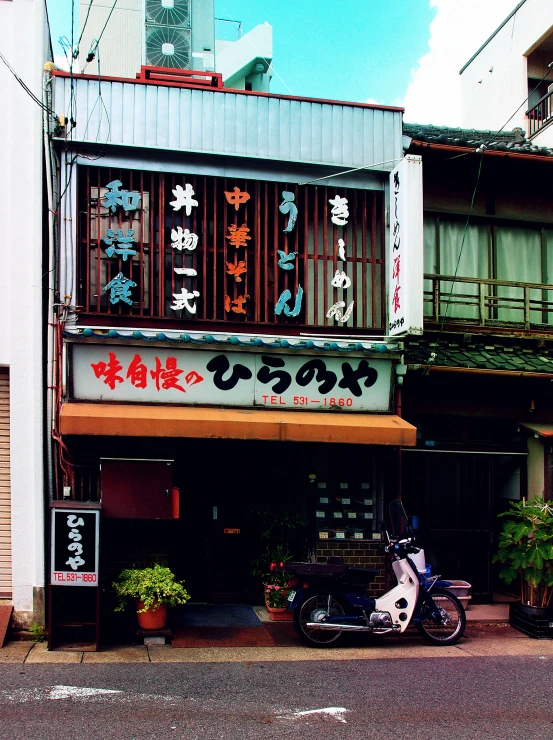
[
  {"left": 374, "top": 558, "right": 418, "bottom": 632},
  {"left": 433, "top": 579, "right": 452, "bottom": 588},
  {"left": 289, "top": 588, "right": 306, "bottom": 610}
]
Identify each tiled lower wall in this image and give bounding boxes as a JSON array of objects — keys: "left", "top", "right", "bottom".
[{"left": 316, "top": 541, "right": 387, "bottom": 597}]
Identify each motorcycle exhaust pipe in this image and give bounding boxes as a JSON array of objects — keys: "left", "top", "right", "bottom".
[{"left": 305, "top": 622, "right": 373, "bottom": 632}]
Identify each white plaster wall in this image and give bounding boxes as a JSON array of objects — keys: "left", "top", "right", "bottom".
[
  {"left": 0, "top": 0, "right": 47, "bottom": 616},
  {"left": 461, "top": 0, "right": 553, "bottom": 135},
  {"left": 526, "top": 435, "right": 544, "bottom": 500}
]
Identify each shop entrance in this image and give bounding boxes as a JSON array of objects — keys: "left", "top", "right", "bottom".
[
  {"left": 402, "top": 450, "right": 525, "bottom": 601},
  {"left": 173, "top": 439, "right": 312, "bottom": 604}
]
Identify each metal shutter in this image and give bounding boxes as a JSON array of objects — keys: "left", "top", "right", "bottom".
[{"left": 0, "top": 370, "right": 10, "bottom": 597}]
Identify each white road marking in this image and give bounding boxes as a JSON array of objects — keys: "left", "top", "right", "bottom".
[
  {"left": 2, "top": 685, "right": 176, "bottom": 704},
  {"left": 278, "top": 706, "right": 349, "bottom": 723}
]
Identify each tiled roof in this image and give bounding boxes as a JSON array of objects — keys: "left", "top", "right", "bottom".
[
  {"left": 64, "top": 327, "right": 400, "bottom": 355},
  {"left": 404, "top": 123, "right": 553, "bottom": 157},
  {"left": 405, "top": 338, "right": 553, "bottom": 374}
]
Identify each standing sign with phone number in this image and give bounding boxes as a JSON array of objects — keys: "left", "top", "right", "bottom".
[{"left": 50, "top": 508, "right": 99, "bottom": 587}]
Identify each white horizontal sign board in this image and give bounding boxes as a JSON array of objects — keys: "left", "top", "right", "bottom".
[{"left": 71, "top": 345, "right": 392, "bottom": 412}]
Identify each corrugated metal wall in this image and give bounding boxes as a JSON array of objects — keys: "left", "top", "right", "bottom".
[
  {"left": 54, "top": 77, "right": 403, "bottom": 170},
  {"left": 0, "top": 370, "right": 10, "bottom": 598}
]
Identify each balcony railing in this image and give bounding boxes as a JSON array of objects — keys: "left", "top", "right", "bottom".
[
  {"left": 424, "top": 273, "right": 553, "bottom": 331},
  {"left": 527, "top": 89, "right": 553, "bottom": 137}
]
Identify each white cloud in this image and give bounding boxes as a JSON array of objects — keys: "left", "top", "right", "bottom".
[{"left": 403, "top": 0, "right": 516, "bottom": 126}]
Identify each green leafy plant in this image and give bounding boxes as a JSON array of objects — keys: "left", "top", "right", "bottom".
[
  {"left": 492, "top": 497, "right": 553, "bottom": 608},
  {"left": 112, "top": 564, "right": 191, "bottom": 613},
  {"left": 29, "top": 623, "right": 46, "bottom": 642},
  {"left": 250, "top": 509, "right": 305, "bottom": 587}
]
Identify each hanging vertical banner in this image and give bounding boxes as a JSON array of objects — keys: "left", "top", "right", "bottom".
[{"left": 388, "top": 155, "right": 423, "bottom": 336}]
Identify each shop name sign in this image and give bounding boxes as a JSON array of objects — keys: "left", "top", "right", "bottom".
[
  {"left": 50, "top": 508, "right": 99, "bottom": 587},
  {"left": 388, "top": 155, "right": 423, "bottom": 336},
  {"left": 71, "top": 345, "right": 392, "bottom": 412}
]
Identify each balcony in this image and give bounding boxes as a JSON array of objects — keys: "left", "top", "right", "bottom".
[
  {"left": 526, "top": 88, "right": 553, "bottom": 138},
  {"left": 424, "top": 273, "right": 553, "bottom": 333}
]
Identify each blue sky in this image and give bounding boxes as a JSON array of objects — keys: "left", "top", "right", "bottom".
[{"left": 46, "top": 0, "right": 435, "bottom": 106}]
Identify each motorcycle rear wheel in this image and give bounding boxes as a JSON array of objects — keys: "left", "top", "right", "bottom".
[
  {"left": 294, "top": 594, "right": 346, "bottom": 648},
  {"left": 416, "top": 587, "right": 466, "bottom": 646}
]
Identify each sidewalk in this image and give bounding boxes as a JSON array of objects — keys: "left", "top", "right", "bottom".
[{"left": 3, "top": 603, "right": 553, "bottom": 664}]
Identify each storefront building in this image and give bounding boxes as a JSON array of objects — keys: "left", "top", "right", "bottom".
[
  {"left": 48, "top": 69, "right": 417, "bottom": 641},
  {"left": 401, "top": 125, "right": 553, "bottom": 601}
]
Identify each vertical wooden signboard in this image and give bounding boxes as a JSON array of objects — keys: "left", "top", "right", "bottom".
[{"left": 48, "top": 504, "right": 101, "bottom": 651}]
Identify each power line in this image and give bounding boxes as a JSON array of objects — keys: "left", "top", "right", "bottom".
[
  {"left": 0, "top": 49, "right": 57, "bottom": 117},
  {"left": 85, "top": 0, "right": 118, "bottom": 64},
  {"left": 77, "top": 0, "right": 95, "bottom": 50},
  {"left": 424, "top": 154, "right": 484, "bottom": 373}
]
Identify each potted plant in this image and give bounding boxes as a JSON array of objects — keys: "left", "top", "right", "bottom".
[
  {"left": 493, "top": 497, "right": 553, "bottom": 638},
  {"left": 113, "top": 564, "right": 191, "bottom": 630},
  {"left": 264, "top": 582, "right": 294, "bottom": 621}
]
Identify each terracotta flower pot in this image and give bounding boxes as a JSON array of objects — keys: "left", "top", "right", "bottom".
[
  {"left": 266, "top": 605, "right": 294, "bottom": 621},
  {"left": 136, "top": 601, "right": 167, "bottom": 630}
]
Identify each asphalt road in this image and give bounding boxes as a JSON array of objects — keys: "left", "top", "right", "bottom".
[{"left": 0, "top": 656, "right": 551, "bottom": 739}]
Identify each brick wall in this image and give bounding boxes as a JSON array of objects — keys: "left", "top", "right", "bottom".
[{"left": 316, "top": 541, "right": 387, "bottom": 597}]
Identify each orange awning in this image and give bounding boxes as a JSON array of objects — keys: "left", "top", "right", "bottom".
[{"left": 60, "top": 403, "right": 416, "bottom": 446}]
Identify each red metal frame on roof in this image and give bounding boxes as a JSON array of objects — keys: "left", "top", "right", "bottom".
[
  {"left": 51, "top": 68, "right": 404, "bottom": 112},
  {"left": 135, "top": 66, "right": 223, "bottom": 89}
]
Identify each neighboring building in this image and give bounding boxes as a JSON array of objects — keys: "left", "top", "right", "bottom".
[
  {"left": 45, "top": 62, "right": 414, "bottom": 645},
  {"left": 0, "top": 0, "right": 50, "bottom": 629},
  {"left": 460, "top": 0, "right": 553, "bottom": 146},
  {"left": 401, "top": 122, "right": 553, "bottom": 600},
  {"left": 76, "top": 0, "right": 273, "bottom": 92}
]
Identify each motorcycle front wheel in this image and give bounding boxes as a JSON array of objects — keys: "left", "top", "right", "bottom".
[
  {"left": 416, "top": 587, "right": 466, "bottom": 646},
  {"left": 294, "top": 594, "right": 346, "bottom": 648}
]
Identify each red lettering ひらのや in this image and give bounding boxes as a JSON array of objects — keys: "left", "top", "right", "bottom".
[
  {"left": 91, "top": 352, "right": 124, "bottom": 390},
  {"left": 150, "top": 356, "right": 186, "bottom": 392}
]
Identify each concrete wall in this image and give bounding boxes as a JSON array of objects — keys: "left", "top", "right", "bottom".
[
  {"left": 461, "top": 0, "right": 553, "bottom": 142},
  {"left": 0, "top": 0, "right": 48, "bottom": 623}
]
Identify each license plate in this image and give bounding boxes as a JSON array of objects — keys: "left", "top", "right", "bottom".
[{"left": 287, "top": 590, "right": 296, "bottom": 602}]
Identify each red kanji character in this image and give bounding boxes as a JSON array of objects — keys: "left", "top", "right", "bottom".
[
  {"left": 150, "top": 356, "right": 185, "bottom": 392},
  {"left": 185, "top": 370, "right": 204, "bottom": 387},
  {"left": 392, "top": 255, "right": 401, "bottom": 281},
  {"left": 392, "top": 285, "right": 401, "bottom": 314},
  {"left": 126, "top": 353, "right": 148, "bottom": 389},
  {"left": 91, "top": 352, "right": 123, "bottom": 390}
]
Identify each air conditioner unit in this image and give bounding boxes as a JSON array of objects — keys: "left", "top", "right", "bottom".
[
  {"left": 145, "top": 0, "right": 191, "bottom": 28},
  {"left": 145, "top": 25, "right": 191, "bottom": 69}
]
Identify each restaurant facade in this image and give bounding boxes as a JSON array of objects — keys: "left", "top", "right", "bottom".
[{"left": 46, "top": 68, "right": 418, "bottom": 643}]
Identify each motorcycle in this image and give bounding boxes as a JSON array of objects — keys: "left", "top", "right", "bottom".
[{"left": 279, "top": 525, "right": 466, "bottom": 648}]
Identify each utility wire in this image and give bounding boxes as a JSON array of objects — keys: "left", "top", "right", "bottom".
[
  {"left": 0, "top": 50, "right": 57, "bottom": 116},
  {"left": 86, "top": 0, "right": 118, "bottom": 63},
  {"left": 76, "top": 0, "right": 95, "bottom": 52},
  {"left": 423, "top": 155, "right": 484, "bottom": 373}
]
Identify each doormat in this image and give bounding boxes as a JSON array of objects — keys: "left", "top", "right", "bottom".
[
  {"left": 176, "top": 605, "right": 262, "bottom": 627},
  {"left": 0, "top": 604, "right": 13, "bottom": 647}
]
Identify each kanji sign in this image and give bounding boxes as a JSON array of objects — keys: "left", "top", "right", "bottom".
[
  {"left": 50, "top": 509, "right": 99, "bottom": 586},
  {"left": 388, "top": 156, "right": 423, "bottom": 336},
  {"left": 71, "top": 345, "right": 393, "bottom": 411}
]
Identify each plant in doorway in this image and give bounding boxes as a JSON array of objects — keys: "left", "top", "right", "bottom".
[
  {"left": 493, "top": 497, "right": 553, "bottom": 638},
  {"left": 113, "top": 564, "right": 191, "bottom": 630}
]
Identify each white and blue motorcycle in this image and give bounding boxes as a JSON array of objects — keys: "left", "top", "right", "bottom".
[{"left": 281, "top": 525, "right": 466, "bottom": 648}]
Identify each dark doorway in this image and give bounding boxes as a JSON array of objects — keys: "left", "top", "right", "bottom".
[{"left": 402, "top": 451, "right": 524, "bottom": 600}]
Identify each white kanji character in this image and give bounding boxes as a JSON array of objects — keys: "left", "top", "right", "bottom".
[
  {"left": 171, "top": 288, "right": 200, "bottom": 314},
  {"left": 170, "top": 184, "right": 198, "bottom": 215},
  {"left": 331, "top": 270, "right": 351, "bottom": 289},
  {"left": 171, "top": 227, "right": 199, "bottom": 251},
  {"left": 329, "top": 195, "right": 349, "bottom": 226},
  {"left": 66, "top": 555, "right": 85, "bottom": 570}
]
